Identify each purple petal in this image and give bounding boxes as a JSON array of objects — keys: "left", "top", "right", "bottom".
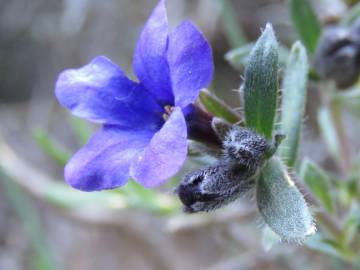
[
  {"left": 133, "top": 0, "right": 174, "bottom": 106},
  {"left": 55, "top": 56, "right": 163, "bottom": 130},
  {"left": 130, "top": 107, "right": 188, "bottom": 187},
  {"left": 65, "top": 126, "right": 153, "bottom": 191},
  {"left": 168, "top": 21, "right": 214, "bottom": 108}
]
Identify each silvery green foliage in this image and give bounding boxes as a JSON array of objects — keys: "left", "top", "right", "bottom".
[
  {"left": 279, "top": 42, "right": 309, "bottom": 167},
  {"left": 186, "top": 23, "right": 315, "bottom": 242},
  {"left": 257, "top": 158, "right": 316, "bottom": 242},
  {"left": 243, "top": 24, "right": 278, "bottom": 139},
  {"left": 242, "top": 24, "right": 314, "bottom": 242}
]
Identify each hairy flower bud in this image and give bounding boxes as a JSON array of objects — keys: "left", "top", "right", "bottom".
[
  {"left": 175, "top": 160, "right": 255, "bottom": 213},
  {"left": 223, "top": 126, "right": 270, "bottom": 169},
  {"left": 176, "top": 126, "right": 271, "bottom": 213},
  {"left": 314, "top": 26, "right": 360, "bottom": 88}
]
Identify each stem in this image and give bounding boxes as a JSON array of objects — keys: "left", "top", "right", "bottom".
[
  {"left": 329, "top": 99, "right": 352, "bottom": 175},
  {"left": 319, "top": 82, "right": 351, "bottom": 176}
]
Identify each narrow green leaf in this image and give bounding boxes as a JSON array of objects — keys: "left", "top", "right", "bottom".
[
  {"left": 43, "top": 181, "right": 128, "bottom": 209},
  {"left": 279, "top": 42, "right": 309, "bottom": 167},
  {"left": 120, "top": 180, "right": 180, "bottom": 215},
  {"left": 199, "top": 89, "right": 242, "bottom": 124},
  {"left": 300, "top": 158, "right": 334, "bottom": 213},
  {"left": 306, "top": 234, "right": 356, "bottom": 262},
  {"left": 342, "top": 216, "right": 359, "bottom": 247},
  {"left": 43, "top": 181, "right": 179, "bottom": 215},
  {"left": 340, "top": 203, "right": 360, "bottom": 246},
  {"left": 257, "top": 158, "right": 315, "bottom": 242},
  {"left": 289, "top": 0, "right": 321, "bottom": 54},
  {"left": 33, "top": 128, "right": 71, "bottom": 166},
  {"left": 317, "top": 106, "right": 341, "bottom": 164},
  {"left": 243, "top": 24, "right": 279, "bottom": 139},
  {"left": 347, "top": 177, "right": 359, "bottom": 199}
]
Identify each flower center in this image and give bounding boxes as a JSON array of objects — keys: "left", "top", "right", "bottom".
[{"left": 162, "top": 105, "right": 174, "bottom": 121}]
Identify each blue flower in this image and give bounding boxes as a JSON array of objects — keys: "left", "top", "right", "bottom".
[{"left": 55, "top": 0, "right": 214, "bottom": 191}]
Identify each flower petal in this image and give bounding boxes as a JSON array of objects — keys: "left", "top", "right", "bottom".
[
  {"left": 133, "top": 0, "right": 174, "bottom": 106},
  {"left": 55, "top": 56, "right": 163, "bottom": 130},
  {"left": 168, "top": 21, "right": 214, "bottom": 108},
  {"left": 130, "top": 107, "right": 188, "bottom": 187},
  {"left": 65, "top": 126, "right": 153, "bottom": 191}
]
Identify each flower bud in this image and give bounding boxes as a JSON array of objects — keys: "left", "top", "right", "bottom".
[
  {"left": 314, "top": 26, "right": 360, "bottom": 88},
  {"left": 176, "top": 126, "right": 272, "bottom": 213},
  {"left": 175, "top": 159, "right": 255, "bottom": 213},
  {"left": 223, "top": 126, "right": 270, "bottom": 169},
  {"left": 184, "top": 104, "right": 222, "bottom": 148}
]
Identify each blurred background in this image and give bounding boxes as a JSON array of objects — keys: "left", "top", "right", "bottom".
[{"left": 1, "top": 0, "right": 360, "bottom": 269}]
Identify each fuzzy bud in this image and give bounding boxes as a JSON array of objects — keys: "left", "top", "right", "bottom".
[{"left": 314, "top": 25, "right": 360, "bottom": 88}]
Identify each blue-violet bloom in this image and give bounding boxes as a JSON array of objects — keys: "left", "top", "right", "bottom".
[{"left": 55, "top": 0, "right": 214, "bottom": 191}]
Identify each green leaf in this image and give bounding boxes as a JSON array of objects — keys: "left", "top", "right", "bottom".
[
  {"left": 300, "top": 158, "right": 334, "bottom": 213},
  {"left": 340, "top": 203, "right": 360, "bottom": 246},
  {"left": 43, "top": 180, "right": 179, "bottom": 215},
  {"left": 43, "top": 181, "right": 128, "bottom": 209},
  {"left": 257, "top": 158, "right": 315, "bottom": 242},
  {"left": 305, "top": 234, "right": 356, "bottom": 262},
  {"left": 199, "top": 89, "right": 242, "bottom": 124},
  {"left": 317, "top": 106, "right": 342, "bottom": 164},
  {"left": 243, "top": 24, "right": 279, "bottom": 139},
  {"left": 33, "top": 128, "right": 71, "bottom": 166},
  {"left": 347, "top": 177, "right": 359, "bottom": 199},
  {"left": 120, "top": 180, "right": 180, "bottom": 215},
  {"left": 279, "top": 42, "right": 309, "bottom": 167},
  {"left": 289, "top": 0, "right": 321, "bottom": 54}
]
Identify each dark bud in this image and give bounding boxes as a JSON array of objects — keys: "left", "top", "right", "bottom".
[
  {"left": 314, "top": 26, "right": 360, "bottom": 88},
  {"left": 184, "top": 104, "right": 222, "bottom": 148},
  {"left": 223, "top": 126, "right": 270, "bottom": 170},
  {"left": 176, "top": 126, "right": 272, "bottom": 213},
  {"left": 175, "top": 160, "right": 255, "bottom": 213}
]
